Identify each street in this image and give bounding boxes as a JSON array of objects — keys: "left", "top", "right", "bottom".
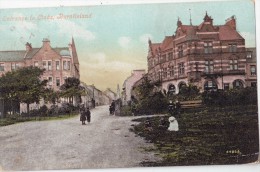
[{"left": 0, "top": 105, "right": 159, "bottom": 171}]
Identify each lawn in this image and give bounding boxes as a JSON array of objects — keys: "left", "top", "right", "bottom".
[
  {"left": 0, "top": 113, "right": 79, "bottom": 127},
  {"left": 131, "top": 105, "right": 259, "bottom": 166}
]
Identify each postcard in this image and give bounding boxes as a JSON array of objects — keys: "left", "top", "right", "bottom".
[{"left": 0, "top": 0, "right": 258, "bottom": 171}]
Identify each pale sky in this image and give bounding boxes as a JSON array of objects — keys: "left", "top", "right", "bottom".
[{"left": 0, "top": 0, "right": 256, "bottom": 91}]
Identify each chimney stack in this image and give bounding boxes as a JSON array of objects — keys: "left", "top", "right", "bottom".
[{"left": 25, "top": 42, "right": 32, "bottom": 52}]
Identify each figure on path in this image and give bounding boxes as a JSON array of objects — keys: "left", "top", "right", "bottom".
[
  {"left": 86, "top": 107, "right": 91, "bottom": 123},
  {"left": 110, "top": 100, "right": 115, "bottom": 115},
  {"left": 80, "top": 105, "right": 86, "bottom": 125}
]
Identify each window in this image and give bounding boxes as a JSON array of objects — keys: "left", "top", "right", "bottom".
[
  {"left": 205, "top": 60, "right": 214, "bottom": 73},
  {"left": 34, "top": 61, "right": 38, "bottom": 67},
  {"left": 168, "top": 52, "right": 173, "bottom": 61},
  {"left": 48, "top": 77, "right": 53, "bottom": 86},
  {"left": 63, "top": 61, "right": 71, "bottom": 70},
  {"left": 250, "top": 65, "right": 256, "bottom": 76},
  {"left": 229, "top": 44, "right": 237, "bottom": 53},
  {"left": 247, "top": 52, "right": 252, "bottom": 58},
  {"left": 162, "top": 68, "right": 167, "bottom": 78},
  {"left": 161, "top": 55, "right": 166, "bottom": 63},
  {"left": 233, "top": 79, "right": 243, "bottom": 89},
  {"left": 178, "top": 63, "right": 185, "bottom": 75},
  {"left": 11, "top": 63, "right": 19, "bottom": 70},
  {"left": 230, "top": 59, "right": 238, "bottom": 70},
  {"left": 48, "top": 61, "right": 52, "bottom": 70},
  {"left": 56, "top": 77, "right": 60, "bottom": 87},
  {"left": 43, "top": 61, "right": 47, "bottom": 70},
  {"left": 178, "top": 45, "right": 183, "bottom": 58},
  {"left": 169, "top": 66, "right": 174, "bottom": 77},
  {"left": 0, "top": 63, "right": 4, "bottom": 71},
  {"left": 56, "top": 61, "right": 60, "bottom": 70},
  {"left": 224, "top": 83, "right": 229, "bottom": 90},
  {"left": 204, "top": 42, "right": 213, "bottom": 54},
  {"left": 204, "top": 80, "right": 218, "bottom": 91}
]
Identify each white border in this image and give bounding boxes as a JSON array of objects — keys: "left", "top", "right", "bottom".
[{"left": 0, "top": 0, "right": 259, "bottom": 172}]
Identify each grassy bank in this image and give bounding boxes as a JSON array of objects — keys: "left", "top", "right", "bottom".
[
  {"left": 0, "top": 113, "right": 79, "bottom": 127},
  {"left": 131, "top": 105, "right": 259, "bottom": 166}
]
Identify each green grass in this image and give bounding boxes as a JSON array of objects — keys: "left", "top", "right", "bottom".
[
  {"left": 131, "top": 105, "right": 259, "bottom": 166},
  {"left": 0, "top": 113, "right": 79, "bottom": 127}
]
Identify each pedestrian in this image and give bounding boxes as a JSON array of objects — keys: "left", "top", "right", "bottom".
[
  {"left": 175, "top": 100, "right": 181, "bottom": 117},
  {"left": 109, "top": 105, "right": 113, "bottom": 115},
  {"left": 110, "top": 100, "right": 115, "bottom": 115},
  {"left": 86, "top": 107, "right": 91, "bottom": 123},
  {"left": 80, "top": 105, "right": 86, "bottom": 125}
]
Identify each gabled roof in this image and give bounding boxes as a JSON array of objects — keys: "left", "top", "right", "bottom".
[
  {"left": 218, "top": 25, "right": 244, "bottom": 40},
  {"left": 150, "top": 43, "right": 161, "bottom": 55},
  {"left": 0, "top": 51, "right": 26, "bottom": 62},
  {"left": 160, "top": 36, "right": 174, "bottom": 50}
]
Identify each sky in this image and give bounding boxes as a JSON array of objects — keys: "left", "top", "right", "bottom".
[{"left": 0, "top": 0, "right": 256, "bottom": 91}]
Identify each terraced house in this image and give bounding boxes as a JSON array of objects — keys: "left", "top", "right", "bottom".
[
  {"left": 0, "top": 38, "right": 80, "bottom": 91},
  {"left": 147, "top": 13, "right": 256, "bottom": 93}
]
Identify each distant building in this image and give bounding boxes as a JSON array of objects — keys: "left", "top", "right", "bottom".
[
  {"left": 245, "top": 48, "right": 257, "bottom": 87},
  {"left": 0, "top": 38, "right": 80, "bottom": 91},
  {"left": 103, "top": 88, "right": 117, "bottom": 104},
  {"left": 122, "top": 69, "right": 145, "bottom": 105},
  {"left": 147, "top": 13, "right": 256, "bottom": 93}
]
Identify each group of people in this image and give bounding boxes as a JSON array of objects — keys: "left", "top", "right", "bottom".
[{"left": 80, "top": 105, "right": 91, "bottom": 125}]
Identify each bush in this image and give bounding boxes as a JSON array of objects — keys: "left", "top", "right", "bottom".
[
  {"left": 39, "top": 105, "right": 48, "bottom": 116},
  {"left": 202, "top": 87, "right": 257, "bottom": 106}
]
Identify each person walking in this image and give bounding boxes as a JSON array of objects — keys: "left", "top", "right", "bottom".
[
  {"left": 80, "top": 106, "right": 86, "bottom": 125},
  {"left": 86, "top": 107, "right": 91, "bottom": 124}
]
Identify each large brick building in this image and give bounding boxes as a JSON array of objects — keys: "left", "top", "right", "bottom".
[
  {"left": 0, "top": 38, "right": 80, "bottom": 91},
  {"left": 147, "top": 13, "right": 256, "bottom": 93}
]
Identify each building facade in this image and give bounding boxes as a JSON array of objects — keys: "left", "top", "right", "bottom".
[
  {"left": 122, "top": 69, "right": 146, "bottom": 105},
  {"left": 0, "top": 38, "right": 80, "bottom": 91},
  {"left": 147, "top": 13, "right": 256, "bottom": 93}
]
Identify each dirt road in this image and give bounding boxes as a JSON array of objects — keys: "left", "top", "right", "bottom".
[{"left": 0, "top": 105, "right": 159, "bottom": 171}]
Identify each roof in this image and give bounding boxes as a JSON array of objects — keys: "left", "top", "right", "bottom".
[
  {"left": 0, "top": 51, "right": 26, "bottom": 62},
  {"left": 160, "top": 36, "right": 174, "bottom": 50},
  {"left": 53, "top": 47, "right": 71, "bottom": 57},
  {"left": 150, "top": 43, "right": 161, "bottom": 55},
  {"left": 0, "top": 46, "right": 71, "bottom": 62},
  {"left": 218, "top": 25, "right": 244, "bottom": 40}
]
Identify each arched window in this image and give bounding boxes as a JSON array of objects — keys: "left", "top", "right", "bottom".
[
  {"left": 178, "top": 82, "right": 186, "bottom": 90},
  {"left": 233, "top": 79, "right": 243, "bottom": 89},
  {"left": 204, "top": 80, "right": 218, "bottom": 91}
]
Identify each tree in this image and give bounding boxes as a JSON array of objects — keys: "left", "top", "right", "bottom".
[
  {"left": 135, "top": 77, "right": 168, "bottom": 114},
  {"left": 0, "top": 66, "right": 47, "bottom": 115},
  {"left": 60, "top": 77, "right": 85, "bottom": 106}
]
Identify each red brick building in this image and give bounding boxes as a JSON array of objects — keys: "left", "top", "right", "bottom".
[
  {"left": 147, "top": 13, "right": 256, "bottom": 93},
  {"left": 0, "top": 38, "right": 80, "bottom": 90}
]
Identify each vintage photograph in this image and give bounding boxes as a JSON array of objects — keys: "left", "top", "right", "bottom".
[{"left": 0, "top": 0, "right": 258, "bottom": 171}]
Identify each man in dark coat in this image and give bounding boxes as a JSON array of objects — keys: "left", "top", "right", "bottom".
[
  {"left": 86, "top": 108, "right": 91, "bottom": 123},
  {"left": 80, "top": 107, "right": 86, "bottom": 125}
]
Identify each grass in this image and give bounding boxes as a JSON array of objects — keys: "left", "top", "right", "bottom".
[
  {"left": 0, "top": 113, "right": 79, "bottom": 127},
  {"left": 131, "top": 105, "right": 259, "bottom": 166}
]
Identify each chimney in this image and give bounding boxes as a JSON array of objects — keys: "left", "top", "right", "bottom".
[
  {"left": 25, "top": 42, "right": 32, "bottom": 52},
  {"left": 42, "top": 38, "right": 50, "bottom": 50},
  {"left": 225, "top": 15, "right": 236, "bottom": 30}
]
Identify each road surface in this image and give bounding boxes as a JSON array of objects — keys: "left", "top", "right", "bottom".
[{"left": 0, "top": 105, "right": 160, "bottom": 171}]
